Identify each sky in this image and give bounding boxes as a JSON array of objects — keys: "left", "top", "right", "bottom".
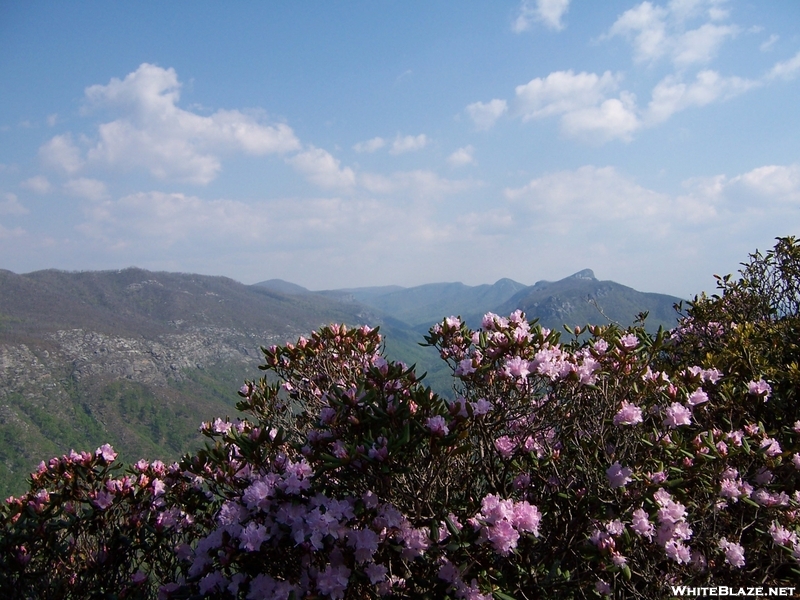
[{"left": 1, "top": 1, "right": 799, "bottom": 297}]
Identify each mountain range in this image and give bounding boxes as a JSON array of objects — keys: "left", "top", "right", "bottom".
[{"left": 0, "top": 266, "right": 681, "bottom": 496}]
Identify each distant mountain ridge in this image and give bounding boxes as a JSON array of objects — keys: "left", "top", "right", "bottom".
[
  {"left": 257, "top": 269, "right": 682, "bottom": 333},
  {"left": 1, "top": 266, "right": 682, "bottom": 496}
]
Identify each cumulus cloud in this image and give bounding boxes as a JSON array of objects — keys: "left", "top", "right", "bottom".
[
  {"left": 353, "top": 137, "right": 386, "bottom": 153},
  {"left": 513, "top": 70, "right": 640, "bottom": 141},
  {"left": 561, "top": 93, "right": 640, "bottom": 142},
  {"left": 503, "top": 162, "right": 800, "bottom": 236},
  {"left": 466, "top": 99, "right": 508, "bottom": 130},
  {"left": 287, "top": 147, "right": 357, "bottom": 190},
  {"left": 389, "top": 134, "right": 429, "bottom": 155},
  {"left": 512, "top": 0, "right": 570, "bottom": 32},
  {"left": 20, "top": 175, "right": 52, "bottom": 194},
  {"left": 515, "top": 70, "right": 621, "bottom": 120},
  {"left": 63, "top": 178, "right": 109, "bottom": 201},
  {"left": 729, "top": 164, "right": 800, "bottom": 203},
  {"left": 766, "top": 51, "right": 800, "bottom": 81},
  {"left": 646, "top": 70, "right": 758, "bottom": 124},
  {"left": 0, "top": 193, "right": 29, "bottom": 216},
  {"left": 71, "top": 63, "right": 300, "bottom": 184},
  {"left": 39, "top": 134, "right": 84, "bottom": 173},
  {"left": 447, "top": 145, "right": 476, "bottom": 167},
  {"left": 606, "top": 1, "right": 738, "bottom": 67}
]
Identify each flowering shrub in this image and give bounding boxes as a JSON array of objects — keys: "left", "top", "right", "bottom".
[{"left": 2, "top": 237, "right": 800, "bottom": 599}]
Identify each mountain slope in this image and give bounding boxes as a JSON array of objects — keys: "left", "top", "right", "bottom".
[
  {"left": 492, "top": 269, "right": 680, "bottom": 332},
  {"left": 0, "top": 268, "right": 403, "bottom": 496},
  {"left": 341, "top": 278, "right": 528, "bottom": 329}
]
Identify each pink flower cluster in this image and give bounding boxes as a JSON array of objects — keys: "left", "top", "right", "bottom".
[{"left": 471, "top": 494, "right": 541, "bottom": 556}]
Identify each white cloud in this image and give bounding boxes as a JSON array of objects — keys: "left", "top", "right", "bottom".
[
  {"left": 78, "top": 191, "right": 269, "bottom": 245},
  {"left": 63, "top": 178, "right": 109, "bottom": 201},
  {"left": 766, "top": 51, "right": 800, "bottom": 81},
  {"left": 730, "top": 164, "right": 800, "bottom": 202},
  {"left": 759, "top": 34, "right": 779, "bottom": 52},
  {"left": 672, "top": 23, "right": 739, "bottom": 67},
  {"left": 76, "top": 63, "right": 300, "bottom": 184},
  {"left": 466, "top": 99, "right": 508, "bottom": 130},
  {"left": 0, "top": 223, "right": 25, "bottom": 240},
  {"left": 46, "top": 114, "right": 58, "bottom": 127},
  {"left": 20, "top": 175, "right": 52, "bottom": 194},
  {"left": 390, "top": 134, "right": 429, "bottom": 155},
  {"left": 447, "top": 145, "right": 476, "bottom": 167},
  {"left": 39, "top": 134, "right": 84, "bottom": 173},
  {"left": 359, "top": 170, "right": 477, "bottom": 198},
  {"left": 505, "top": 166, "right": 668, "bottom": 224},
  {"left": 607, "top": 2, "right": 669, "bottom": 63},
  {"left": 72, "top": 189, "right": 450, "bottom": 285},
  {"left": 0, "top": 193, "right": 29, "bottom": 216},
  {"left": 561, "top": 93, "right": 641, "bottom": 142},
  {"left": 606, "top": 1, "right": 738, "bottom": 67},
  {"left": 287, "top": 147, "right": 356, "bottom": 190},
  {"left": 513, "top": 70, "right": 640, "bottom": 141},
  {"left": 646, "top": 70, "right": 758, "bottom": 124},
  {"left": 353, "top": 137, "right": 386, "bottom": 153},
  {"left": 512, "top": 0, "right": 570, "bottom": 33},
  {"left": 515, "top": 70, "right": 620, "bottom": 120}
]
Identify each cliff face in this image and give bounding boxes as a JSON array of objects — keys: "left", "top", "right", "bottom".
[{"left": 0, "top": 268, "right": 380, "bottom": 497}]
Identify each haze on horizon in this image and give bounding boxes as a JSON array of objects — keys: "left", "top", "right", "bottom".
[{"left": 1, "top": 1, "right": 799, "bottom": 299}]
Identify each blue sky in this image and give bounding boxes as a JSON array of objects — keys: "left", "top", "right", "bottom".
[{"left": 1, "top": 1, "right": 799, "bottom": 297}]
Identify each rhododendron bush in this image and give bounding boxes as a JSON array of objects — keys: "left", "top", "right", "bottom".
[{"left": 2, "top": 237, "right": 800, "bottom": 599}]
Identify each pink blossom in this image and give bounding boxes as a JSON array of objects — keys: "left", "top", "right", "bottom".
[
  {"left": 619, "top": 333, "right": 639, "bottom": 349},
  {"left": 503, "top": 356, "right": 530, "bottom": 379},
  {"left": 444, "top": 316, "right": 462, "bottom": 329},
  {"left": 455, "top": 357, "right": 477, "bottom": 376},
  {"left": 482, "top": 312, "right": 507, "bottom": 330},
  {"left": 399, "top": 526, "right": 430, "bottom": 559},
  {"left": 663, "top": 402, "right": 692, "bottom": 428},
  {"left": 316, "top": 564, "right": 351, "bottom": 599},
  {"left": 331, "top": 440, "right": 348, "bottom": 459},
  {"left": 718, "top": 538, "right": 746, "bottom": 568},
  {"left": 595, "top": 580, "right": 612, "bottom": 595},
  {"left": 365, "top": 563, "right": 387, "bottom": 585},
  {"left": 613, "top": 401, "right": 643, "bottom": 426},
  {"left": 665, "top": 540, "right": 692, "bottom": 564},
  {"left": 494, "top": 436, "right": 516, "bottom": 459},
  {"left": 769, "top": 522, "right": 798, "bottom": 547},
  {"left": 606, "top": 462, "right": 633, "bottom": 488},
  {"left": 605, "top": 519, "right": 625, "bottom": 536},
  {"left": 199, "top": 571, "right": 226, "bottom": 595},
  {"left": 94, "top": 490, "right": 114, "bottom": 510},
  {"left": 239, "top": 522, "right": 268, "bottom": 552},
  {"left": 486, "top": 520, "right": 520, "bottom": 555},
  {"left": 512, "top": 501, "right": 541, "bottom": 535},
  {"left": 631, "top": 508, "right": 654, "bottom": 539},
  {"left": 727, "top": 430, "right": 744, "bottom": 446},
  {"left": 687, "top": 388, "right": 708, "bottom": 406},
  {"left": 748, "top": 379, "right": 772, "bottom": 400},
  {"left": 761, "top": 437, "right": 782, "bottom": 457},
  {"left": 95, "top": 444, "right": 117, "bottom": 463},
  {"left": 427, "top": 415, "right": 449, "bottom": 436},
  {"left": 470, "top": 398, "right": 493, "bottom": 416},
  {"left": 793, "top": 453, "right": 800, "bottom": 470},
  {"left": 347, "top": 528, "right": 379, "bottom": 563},
  {"left": 611, "top": 552, "right": 627, "bottom": 566},
  {"left": 438, "top": 559, "right": 459, "bottom": 584}
]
